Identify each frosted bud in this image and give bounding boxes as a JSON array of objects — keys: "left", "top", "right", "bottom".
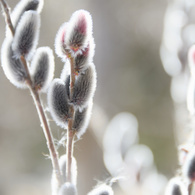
[
  {"left": 74, "top": 37, "right": 95, "bottom": 74},
  {"left": 11, "top": 0, "right": 43, "bottom": 29},
  {"left": 165, "top": 177, "right": 187, "bottom": 195},
  {"left": 65, "top": 10, "right": 93, "bottom": 54},
  {"left": 30, "top": 47, "right": 55, "bottom": 92},
  {"left": 1, "top": 37, "right": 28, "bottom": 88},
  {"left": 87, "top": 184, "right": 114, "bottom": 195},
  {"left": 12, "top": 11, "right": 40, "bottom": 60},
  {"left": 55, "top": 22, "right": 69, "bottom": 61},
  {"left": 182, "top": 146, "right": 195, "bottom": 182},
  {"left": 58, "top": 183, "right": 77, "bottom": 195},
  {"left": 47, "top": 79, "right": 70, "bottom": 129},
  {"left": 73, "top": 100, "right": 93, "bottom": 138},
  {"left": 72, "top": 63, "right": 97, "bottom": 109}
]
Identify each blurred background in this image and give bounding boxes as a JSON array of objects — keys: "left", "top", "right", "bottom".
[{"left": 0, "top": 0, "right": 179, "bottom": 194}]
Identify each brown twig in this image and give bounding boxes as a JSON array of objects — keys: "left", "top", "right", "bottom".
[
  {"left": 0, "top": 0, "right": 62, "bottom": 186},
  {"left": 0, "top": 0, "right": 15, "bottom": 35},
  {"left": 66, "top": 56, "right": 76, "bottom": 182}
]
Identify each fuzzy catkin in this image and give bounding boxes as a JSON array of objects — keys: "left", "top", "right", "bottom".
[
  {"left": 1, "top": 37, "right": 27, "bottom": 88},
  {"left": 73, "top": 100, "right": 93, "bottom": 138},
  {"left": 30, "top": 47, "right": 55, "bottom": 92},
  {"left": 165, "top": 177, "right": 187, "bottom": 195},
  {"left": 74, "top": 37, "right": 95, "bottom": 74},
  {"left": 12, "top": 11, "right": 40, "bottom": 60},
  {"left": 65, "top": 10, "right": 93, "bottom": 54},
  {"left": 58, "top": 183, "right": 77, "bottom": 195},
  {"left": 10, "top": 0, "right": 43, "bottom": 29},
  {"left": 55, "top": 22, "right": 69, "bottom": 61},
  {"left": 47, "top": 79, "right": 70, "bottom": 128},
  {"left": 72, "top": 63, "right": 96, "bottom": 109},
  {"left": 87, "top": 184, "right": 114, "bottom": 195}
]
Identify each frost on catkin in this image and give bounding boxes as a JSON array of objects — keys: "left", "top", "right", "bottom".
[
  {"left": 72, "top": 63, "right": 96, "bottom": 109},
  {"left": 47, "top": 79, "right": 70, "bottom": 128},
  {"left": 1, "top": 37, "right": 27, "bottom": 88},
  {"left": 12, "top": 11, "right": 40, "bottom": 60},
  {"left": 31, "top": 47, "right": 54, "bottom": 92}
]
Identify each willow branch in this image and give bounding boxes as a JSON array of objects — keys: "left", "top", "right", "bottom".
[
  {"left": 0, "top": 0, "right": 15, "bottom": 35},
  {"left": 0, "top": 0, "right": 62, "bottom": 185},
  {"left": 66, "top": 56, "right": 76, "bottom": 183}
]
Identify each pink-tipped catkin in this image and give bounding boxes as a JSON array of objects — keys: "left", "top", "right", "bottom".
[
  {"left": 47, "top": 79, "right": 70, "bottom": 129},
  {"left": 30, "top": 47, "right": 55, "bottom": 92},
  {"left": 74, "top": 37, "right": 95, "bottom": 74},
  {"left": 65, "top": 10, "right": 93, "bottom": 55},
  {"left": 165, "top": 177, "right": 187, "bottom": 195},
  {"left": 12, "top": 10, "right": 40, "bottom": 60},
  {"left": 54, "top": 22, "right": 69, "bottom": 61},
  {"left": 87, "top": 184, "right": 114, "bottom": 195}
]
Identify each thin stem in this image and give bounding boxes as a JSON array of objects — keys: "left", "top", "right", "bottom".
[
  {"left": 29, "top": 86, "right": 62, "bottom": 184},
  {"left": 0, "top": 0, "right": 15, "bottom": 36},
  {"left": 66, "top": 56, "right": 76, "bottom": 182},
  {"left": 0, "top": 0, "right": 62, "bottom": 186}
]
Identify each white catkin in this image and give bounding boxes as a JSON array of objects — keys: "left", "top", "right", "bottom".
[
  {"left": 72, "top": 63, "right": 97, "bottom": 109},
  {"left": 54, "top": 22, "right": 69, "bottom": 61},
  {"left": 73, "top": 100, "right": 93, "bottom": 138},
  {"left": 65, "top": 10, "right": 93, "bottom": 54},
  {"left": 58, "top": 183, "right": 77, "bottom": 195},
  {"left": 30, "top": 47, "right": 55, "bottom": 92},
  {"left": 12, "top": 11, "right": 40, "bottom": 61},
  {"left": 1, "top": 36, "right": 28, "bottom": 88},
  {"left": 74, "top": 37, "right": 95, "bottom": 74},
  {"left": 47, "top": 79, "right": 70, "bottom": 129},
  {"left": 51, "top": 155, "right": 77, "bottom": 195},
  {"left": 87, "top": 184, "right": 114, "bottom": 195},
  {"left": 60, "top": 60, "right": 71, "bottom": 82},
  {"left": 11, "top": 0, "right": 43, "bottom": 27},
  {"left": 6, "top": 0, "right": 43, "bottom": 37},
  {"left": 165, "top": 177, "right": 188, "bottom": 195}
]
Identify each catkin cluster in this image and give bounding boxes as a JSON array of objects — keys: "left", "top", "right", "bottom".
[
  {"left": 48, "top": 9, "right": 97, "bottom": 138},
  {"left": 1, "top": 0, "right": 54, "bottom": 91},
  {"left": 0, "top": 0, "right": 115, "bottom": 194}
]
